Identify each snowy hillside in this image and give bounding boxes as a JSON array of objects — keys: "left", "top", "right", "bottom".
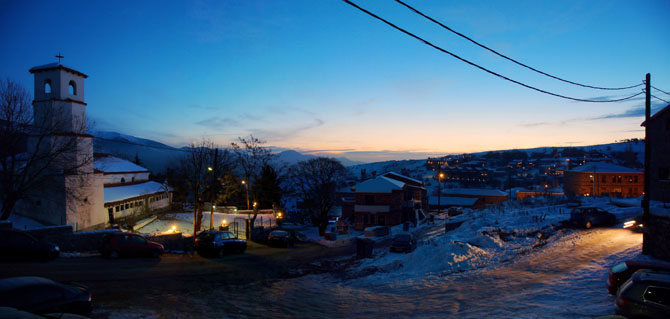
[{"left": 92, "top": 131, "right": 185, "bottom": 174}]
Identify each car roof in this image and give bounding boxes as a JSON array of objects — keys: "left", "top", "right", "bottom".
[
  {"left": 632, "top": 269, "right": 670, "bottom": 285},
  {"left": 0, "top": 276, "right": 57, "bottom": 292}
]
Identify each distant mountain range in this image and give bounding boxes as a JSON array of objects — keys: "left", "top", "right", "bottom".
[{"left": 91, "top": 131, "right": 364, "bottom": 174}]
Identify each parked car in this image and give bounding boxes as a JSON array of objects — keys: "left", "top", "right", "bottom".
[
  {"left": 390, "top": 234, "right": 417, "bottom": 253},
  {"left": 267, "top": 230, "right": 295, "bottom": 248},
  {"left": 569, "top": 206, "right": 616, "bottom": 229},
  {"left": 615, "top": 269, "right": 670, "bottom": 318},
  {"left": 608, "top": 260, "right": 670, "bottom": 295},
  {"left": 0, "top": 229, "right": 60, "bottom": 261},
  {"left": 0, "top": 276, "right": 92, "bottom": 315},
  {"left": 0, "top": 307, "right": 91, "bottom": 318},
  {"left": 194, "top": 231, "right": 246, "bottom": 257},
  {"left": 99, "top": 232, "right": 164, "bottom": 258}
]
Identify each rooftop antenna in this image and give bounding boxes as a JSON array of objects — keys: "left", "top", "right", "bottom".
[{"left": 55, "top": 52, "right": 64, "bottom": 64}]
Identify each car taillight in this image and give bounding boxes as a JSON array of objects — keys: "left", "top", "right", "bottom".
[{"left": 616, "top": 296, "right": 629, "bottom": 307}]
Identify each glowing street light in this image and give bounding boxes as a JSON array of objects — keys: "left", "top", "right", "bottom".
[
  {"left": 171, "top": 225, "right": 177, "bottom": 233},
  {"left": 242, "top": 180, "right": 249, "bottom": 210}
]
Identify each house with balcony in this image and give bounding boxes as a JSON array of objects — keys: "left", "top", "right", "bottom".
[{"left": 351, "top": 172, "right": 426, "bottom": 230}]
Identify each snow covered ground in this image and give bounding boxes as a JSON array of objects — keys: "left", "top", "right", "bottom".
[
  {"left": 135, "top": 211, "right": 278, "bottom": 236},
  {"left": 215, "top": 197, "right": 646, "bottom": 318}
]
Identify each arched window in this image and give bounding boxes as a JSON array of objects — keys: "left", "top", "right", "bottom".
[
  {"left": 121, "top": 177, "right": 126, "bottom": 183},
  {"left": 68, "top": 80, "right": 76, "bottom": 95},
  {"left": 44, "top": 80, "right": 52, "bottom": 94}
]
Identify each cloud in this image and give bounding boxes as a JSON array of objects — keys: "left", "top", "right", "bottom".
[
  {"left": 518, "top": 121, "right": 549, "bottom": 127},
  {"left": 249, "top": 118, "right": 324, "bottom": 141},
  {"left": 195, "top": 116, "right": 241, "bottom": 130},
  {"left": 589, "top": 102, "right": 665, "bottom": 120}
]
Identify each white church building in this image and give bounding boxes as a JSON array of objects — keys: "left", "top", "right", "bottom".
[{"left": 16, "top": 62, "right": 172, "bottom": 231}]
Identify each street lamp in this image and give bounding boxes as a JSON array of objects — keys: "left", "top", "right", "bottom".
[
  {"left": 437, "top": 172, "right": 444, "bottom": 215},
  {"left": 242, "top": 180, "right": 249, "bottom": 210}
]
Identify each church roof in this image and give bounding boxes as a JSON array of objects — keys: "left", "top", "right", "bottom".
[
  {"left": 29, "top": 63, "right": 88, "bottom": 78},
  {"left": 104, "top": 181, "right": 172, "bottom": 204},
  {"left": 94, "top": 155, "right": 149, "bottom": 174}
]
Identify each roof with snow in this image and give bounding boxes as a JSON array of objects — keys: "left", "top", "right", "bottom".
[
  {"left": 382, "top": 171, "right": 424, "bottom": 186},
  {"left": 428, "top": 196, "right": 479, "bottom": 207},
  {"left": 29, "top": 63, "right": 88, "bottom": 78},
  {"left": 568, "top": 162, "right": 641, "bottom": 174},
  {"left": 441, "top": 188, "right": 508, "bottom": 197},
  {"left": 94, "top": 155, "right": 149, "bottom": 174},
  {"left": 104, "top": 181, "right": 172, "bottom": 203},
  {"left": 354, "top": 176, "right": 405, "bottom": 193}
]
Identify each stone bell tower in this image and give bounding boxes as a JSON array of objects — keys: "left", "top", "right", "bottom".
[{"left": 25, "top": 62, "right": 105, "bottom": 230}]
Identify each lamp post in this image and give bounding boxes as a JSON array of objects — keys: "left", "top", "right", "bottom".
[
  {"left": 437, "top": 172, "right": 444, "bottom": 214},
  {"left": 242, "top": 180, "right": 249, "bottom": 210}
]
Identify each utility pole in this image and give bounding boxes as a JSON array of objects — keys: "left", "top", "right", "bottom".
[
  {"left": 210, "top": 149, "right": 219, "bottom": 230},
  {"left": 642, "top": 73, "right": 651, "bottom": 254}
]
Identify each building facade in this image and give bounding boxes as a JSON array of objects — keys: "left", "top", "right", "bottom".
[
  {"left": 352, "top": 172, "right": 426, "bottom": 230},
  {"left": 563, "top": 162, "right": 643, "bottom": 197},
  {"left": 643, "top": 104, "right": 670, "bottom": 202}
]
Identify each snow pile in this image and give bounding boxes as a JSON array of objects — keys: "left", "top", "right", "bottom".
[{"left": 352, "top": 196, "right": 644, "bottom": 280}]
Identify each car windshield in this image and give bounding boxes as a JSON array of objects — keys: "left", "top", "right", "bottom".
[
  {"left": 197, "top": 233, "right": 214, "bottom": 240},
  {"left": 394, "top": 235, "right": 411, "bottom": 242}
]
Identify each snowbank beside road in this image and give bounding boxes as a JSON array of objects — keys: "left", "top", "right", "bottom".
[{"left": 352, "top": 197, "right": 643, "bottom": 280}]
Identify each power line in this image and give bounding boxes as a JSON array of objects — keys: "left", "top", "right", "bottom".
[
  {"left": 342, "top": 0, "right": 644, "bottom": 103},
  {"left": 652, "top": 94, "right": 669, "bottom": 104},
  {"left": 651, "top": 85, "right": 670, "bottom": 96},
  {"left": 394, "top": 0, "right": 643, "bottom": 91}
]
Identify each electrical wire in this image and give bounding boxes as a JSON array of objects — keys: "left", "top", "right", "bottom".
[
  {"left": 394, "top": 0, "right": 643, "bottom": 91},
  {"left": 651, "top": 94, "right": 670, "bottom": 104},
  {"left": 342, "top": 0, "right": 644, "bottom": 103},
  {"left": 651, "top": 85, "right": 670, "bottom": 96}
]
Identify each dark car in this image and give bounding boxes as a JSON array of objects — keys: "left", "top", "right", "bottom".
[
  {"left": 100, "top": 232, "right": 164, "bottom": 258},
  {"left": 194, "top": 231, "right": 246, "bottom": 257},
  {"left": 0, "top": 276, "right": 92, "bottom": 315},
  {"left": 607, "top": 260, "right": 670, "bottom": 295},
  {"left": 615, "top": 269, "right": 670, "bottom": 318},
  {"left": 267, "top": 230, "right": 295, "bottom": 248},
  {"left": 390, "top": 234, "right": 417, "bottom": 253},
  {"left": 569, "top": 206, "right": 616, "bottom": 229},
  {"left": 0, "top": 229, "right": 60, "bottom": 261}
]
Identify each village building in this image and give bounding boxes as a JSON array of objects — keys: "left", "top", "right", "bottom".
[
  {"left": 351, "top": 172, "right": 426, "bottom": 230},
  {"left": 439, "top": 188, "right": 508, "bottom": 208},
  {"left": 13, "top": 63, "right": 172, "bottom": 231},
  {"left": 563, "top": 162, "right": 643, "bottom": 198},
  {"left": 642, "top": 104, "right": 670, "bottom": 202}
]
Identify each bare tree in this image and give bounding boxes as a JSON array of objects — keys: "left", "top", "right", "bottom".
[
  {"left": 230, "top": 135, "right": 273, "bottom": 234},
  {"left": 288, "top": 157, "right": 347, "bottom": 236},
  {"left": 0, "top": 79, "right": 92, "bottom": 221}
]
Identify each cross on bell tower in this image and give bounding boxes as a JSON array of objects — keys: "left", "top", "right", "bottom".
[{"left": 55, "top": 53, "right": 64, "bottom": 64}]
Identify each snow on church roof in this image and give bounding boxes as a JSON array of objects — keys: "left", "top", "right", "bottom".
[
  {"left": 94, "top": 156, "right": 149, "bottom": 174},
  {"left": 354, "top": 176, "right": 405, "bottom": 193},
  {"left": 104, "top": 181, "right": 172, "bottom": 203}
]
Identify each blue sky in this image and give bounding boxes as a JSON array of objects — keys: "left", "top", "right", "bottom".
[{"left": 1, "top": 0, "right": 668, "bottom": 162}]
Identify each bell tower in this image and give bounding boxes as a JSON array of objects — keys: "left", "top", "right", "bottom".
[
  {"left": 26, "top": 62, "right": 103, "bottom": 230},
  {"left": 29, "top": 62, "right": 88, "bottom": 136}
]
